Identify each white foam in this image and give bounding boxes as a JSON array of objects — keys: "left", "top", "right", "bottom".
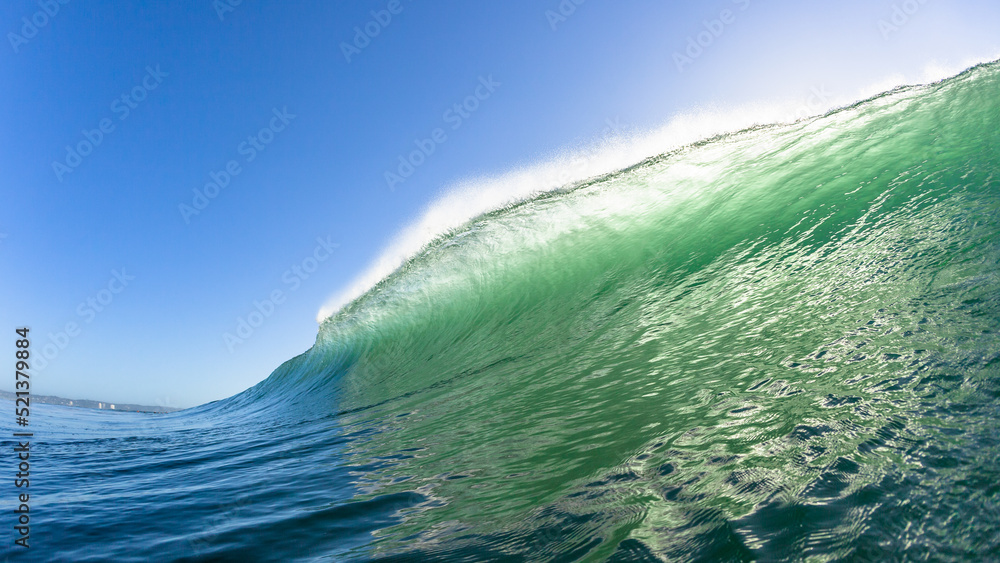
[{"left": 316, "top": 58, "right": 997, "bottom": 322}]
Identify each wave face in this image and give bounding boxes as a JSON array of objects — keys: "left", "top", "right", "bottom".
[{"left": 17, "top": 61, "right": 1000, "bottom": 561}]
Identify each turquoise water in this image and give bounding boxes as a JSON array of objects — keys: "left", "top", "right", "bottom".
[{"left": 6, "top": 61, "right": 1000, "bottom": 561}]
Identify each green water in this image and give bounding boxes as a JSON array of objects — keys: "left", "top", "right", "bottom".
[{"left": 246, "top": 61, "right": 1000, "bottom": 560}]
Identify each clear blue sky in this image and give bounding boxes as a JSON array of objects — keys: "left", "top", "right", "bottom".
[{"left": 2, "top": 0, "right": 998, "bottom": 408}]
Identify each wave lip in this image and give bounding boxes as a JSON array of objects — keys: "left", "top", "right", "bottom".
[{"left": 317, "top": 57, "right": 1000, "bottom": 323}]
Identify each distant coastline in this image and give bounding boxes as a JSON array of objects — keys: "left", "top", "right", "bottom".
[{"left": 0, "top": 390, "right": 180, "bottom": 413}]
